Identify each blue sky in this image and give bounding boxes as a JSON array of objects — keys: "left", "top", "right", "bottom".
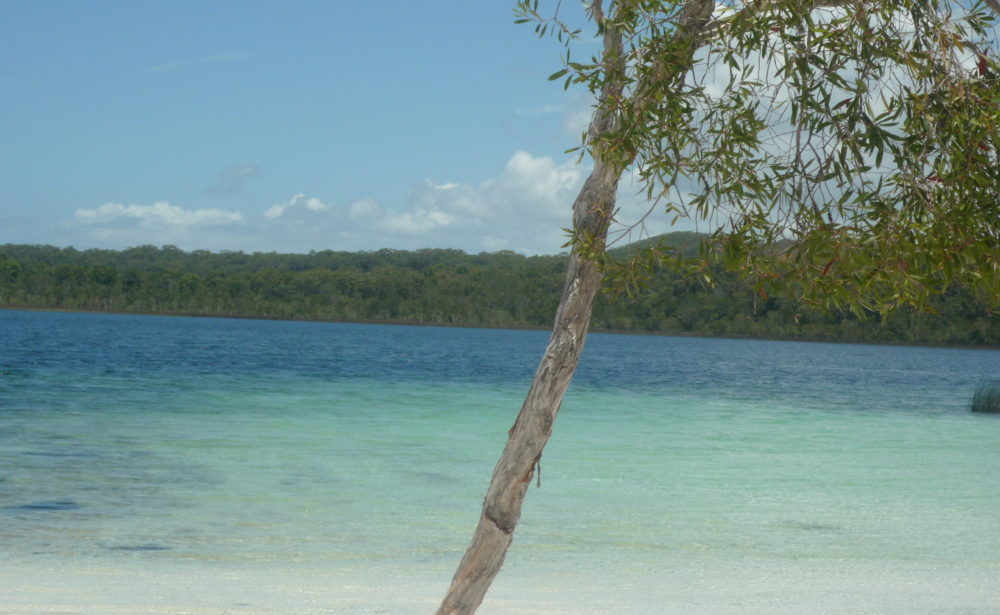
[{"left": 1, "top": 0, "right": 668, "bottom": 255}]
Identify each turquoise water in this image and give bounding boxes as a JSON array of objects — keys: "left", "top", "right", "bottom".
[{"left": 1, "top": 309, "right": 999, "bottom": 614}]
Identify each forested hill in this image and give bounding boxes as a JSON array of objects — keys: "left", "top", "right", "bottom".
[{"left": 1, "top": 239, "right": 997, "bottom": 346}]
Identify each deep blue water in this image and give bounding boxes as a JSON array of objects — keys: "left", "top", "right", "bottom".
[{"left": 3, "top": 308, "right": 994, "bottom": 408}]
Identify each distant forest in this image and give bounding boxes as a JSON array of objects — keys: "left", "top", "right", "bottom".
[{"left": 1, "top": 237, "right": 998, "bottom": 346}]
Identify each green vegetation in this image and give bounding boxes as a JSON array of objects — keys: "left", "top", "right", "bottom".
[
  {"left": 972, "top": 381, "right": 1000, "bottom": 413},
  {"left": 533, "top": 0, "right": 1000, "bottom": 318},
  {"left": 1, "top": 238, "right": 997, "bottom": 346}
]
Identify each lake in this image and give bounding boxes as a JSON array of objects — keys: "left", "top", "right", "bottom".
[{"left": 1, "top": 308, "right": 998, "bottom": 614}]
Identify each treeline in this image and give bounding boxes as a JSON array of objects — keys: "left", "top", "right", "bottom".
[{"left": 0, "top": 240, "right": 997, "bottom": 346}]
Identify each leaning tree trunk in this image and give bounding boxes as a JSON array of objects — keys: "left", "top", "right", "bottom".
[
  {"left": 435, "top": 155, "right": 623, "bottom": 615},
  {"left": 437, "top": 16, "right": 627, "bottom": 604},
  {"left": 436, "top": 1, "right": 715, "bottom": 612},
  {"left": 437, "top": 7, "right": 624, "bottom": 596}
]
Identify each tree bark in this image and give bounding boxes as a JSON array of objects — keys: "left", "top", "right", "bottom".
[
  {"left": 436, "top": 2, "right": 716, "bottom": 612},
  {"left": 436, "top": 157, "right": 622, "bottom": 615}
]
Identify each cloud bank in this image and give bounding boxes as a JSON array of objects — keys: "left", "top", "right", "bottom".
[
  {"left": 254, "top": 151, "right": 585, "bottom": 254},
  {"left": 75, "top": 202, "right": 244, "bottom": 228},
  {"left": 63, "top": 151, "right": 682, "bottom": 255},
  {"left": 70, "top": 201, "right": 247, "bottom": 250}
]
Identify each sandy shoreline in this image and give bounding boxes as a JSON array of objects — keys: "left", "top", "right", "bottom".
[{"left": 4, "top": 558, "right": 999, "bottom": 615}]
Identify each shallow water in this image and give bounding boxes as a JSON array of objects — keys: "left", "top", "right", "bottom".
[{"left": 1, "top": 309, "right": 999, "bottom": 613}]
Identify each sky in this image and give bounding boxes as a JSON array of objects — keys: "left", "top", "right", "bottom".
[{"left": 0, "top": 0, "right": 676, "bottom": 256}]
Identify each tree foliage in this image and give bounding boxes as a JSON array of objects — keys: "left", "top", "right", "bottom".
[{"left": 519, "top": 0, "right": 1000, "bottom": 315}]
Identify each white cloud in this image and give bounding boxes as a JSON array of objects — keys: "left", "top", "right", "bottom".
[
  {"left": 304, "top": 197, "right": 327, "bottom": 212},
  {"left": 61, "top": 150, "right": 698, "bottom": 255},
  {"left": 74, "top": 202, "right": 244, "bottom": 228},
  {"left": 254, "top": 151, "right": 585, "bottom": 254},
  {"left": 66, "top": 202, "right": 247, "bottom": 251},
  {"left": 500, "top": 150, "right": 581, "bottom": 211},
  {"left": 264, "top": 194, "right": 333, "bottom": 220},
  {"left": 347, "top": 198, "right": 381, "bottom": 221}
]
